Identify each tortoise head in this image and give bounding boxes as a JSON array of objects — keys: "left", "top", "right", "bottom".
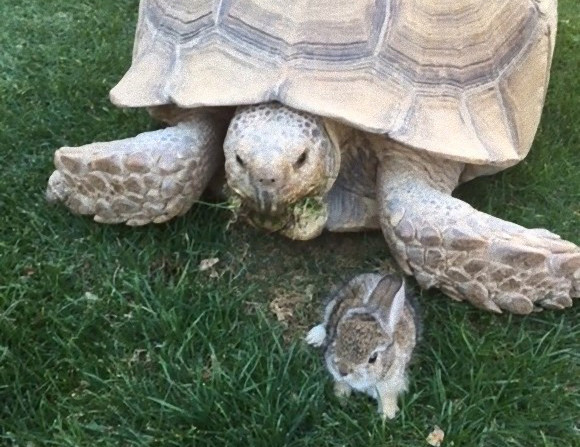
[{"left": 223, "top": 103, "right": 340, "bottom": 215}]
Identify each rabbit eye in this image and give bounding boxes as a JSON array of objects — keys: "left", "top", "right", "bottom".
[{"left": 368, "top": 352, "right": 378, "bottom": 364}]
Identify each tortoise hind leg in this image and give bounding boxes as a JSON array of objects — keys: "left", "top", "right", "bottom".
[
  {"left": 47, "top": 113, "right": 227, "bottom": 225},
  {"left": 377, "top": 143, "right": 579, "bottom": 314}
]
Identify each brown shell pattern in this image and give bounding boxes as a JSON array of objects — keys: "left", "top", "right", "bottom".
[{"left": 111, "top": 0, "right": 556, "bottom": 173}]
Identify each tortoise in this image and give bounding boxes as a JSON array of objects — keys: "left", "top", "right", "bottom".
[{"left": 47, "top": 0, "right": 579, "bottom": 314}]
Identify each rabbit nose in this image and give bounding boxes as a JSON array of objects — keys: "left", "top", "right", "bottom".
[{"left": 338, "top": 365, "right": 349, "bottom": 377}]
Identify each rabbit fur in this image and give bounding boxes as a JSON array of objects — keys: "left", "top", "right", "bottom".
[{"left": 306, "top": 273, "right": 419, "bottom": 419}]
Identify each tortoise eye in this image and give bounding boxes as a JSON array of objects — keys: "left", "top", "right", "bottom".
[
  {"left": 294, "top": 149, "right": 308, "bottom": 169},
  {"left": 236, "top": 154, "right": 245, "bottom": 167},
  {"left": 368, "top": 352, "right": 378, "bottom": 364}
]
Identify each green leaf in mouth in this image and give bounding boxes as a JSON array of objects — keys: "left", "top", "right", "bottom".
[{"left": 226, "top": 193, "right": 327, "bottom": 237}]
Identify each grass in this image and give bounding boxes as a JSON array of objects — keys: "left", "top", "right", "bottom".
[{"left": 0, "top": 1, "right": 578, "bottom": 446}]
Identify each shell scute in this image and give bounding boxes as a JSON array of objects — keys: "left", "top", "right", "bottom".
[{"left": 111, "top": 0, "right": 556, "bottom": 174}]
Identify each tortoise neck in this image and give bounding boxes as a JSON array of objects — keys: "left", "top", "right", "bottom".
[{"left": 378, "top": 141, "right": 463, "bottom": 195}]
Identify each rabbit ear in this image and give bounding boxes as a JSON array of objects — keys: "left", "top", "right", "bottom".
[{"left": 367, "top": 275, "right": 406, "bottom": 334}]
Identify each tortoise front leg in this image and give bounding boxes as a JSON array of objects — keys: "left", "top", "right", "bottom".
[
  {"left": 47, "top": 112, "right": 227, "bottom": 225},
  {"left": 377, "top": 144, "right": 579, "bottom": 314}
]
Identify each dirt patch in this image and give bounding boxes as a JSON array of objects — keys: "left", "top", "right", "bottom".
[
  {"left": 268, "top": 283, "right": 315, "bottom": 342},
  {"left": 225, "top": 224, "right": 400, "bottom": 341}
]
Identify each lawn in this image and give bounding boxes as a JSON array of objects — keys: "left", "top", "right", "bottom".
[{"left": 0, "top": 1, "right": 578, "bottom": 446}]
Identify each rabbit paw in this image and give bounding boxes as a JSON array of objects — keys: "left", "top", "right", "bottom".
[
  {"left": 333, "top": 381, "right": 352, "bottom": 401},
  {"left": 379, "top": 397, "right": 399, "bottom": 420},
  {"left": 305, "top": 324, "right": 326, "bottom": 347}
]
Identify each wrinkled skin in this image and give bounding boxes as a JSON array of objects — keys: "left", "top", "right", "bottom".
[
  {"left": 222, "top": 103, "right": 580, "bottom": 314},
  {"left": 47, "top": 102, "right": 580, "bottom": 314}
]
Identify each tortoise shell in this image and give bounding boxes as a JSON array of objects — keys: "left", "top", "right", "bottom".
[{"left": 110, "top": 0, "right": 557, "bottom": 178}]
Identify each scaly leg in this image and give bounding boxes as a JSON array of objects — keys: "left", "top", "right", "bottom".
[
  {"left": 377, "top": 144, "right": 579, "bottom": 314},
  {"left": 47, "top": 112, "right": 227, "bottom": 225}
]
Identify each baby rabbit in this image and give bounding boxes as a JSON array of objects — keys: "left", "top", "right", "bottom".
[{"left": 306, "top": 273, "right": 419, "bottom": 420}]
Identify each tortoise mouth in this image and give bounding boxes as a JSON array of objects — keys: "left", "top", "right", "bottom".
[
  {"left": 230, "top": 189, "right": 291, "bottom": 217},
  {"left": 228, "top": 190, "right": 327, "bottom": 233},
  {"left": 252, "top": 189, "right": 286, "bottom": 216}
]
